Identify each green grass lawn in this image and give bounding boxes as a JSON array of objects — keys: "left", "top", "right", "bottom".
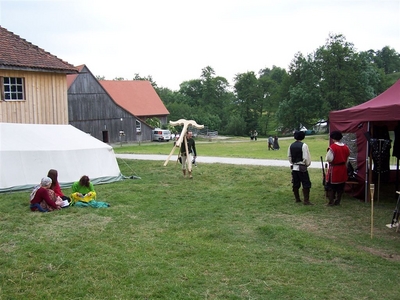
[
  {"left": 114, "top": 135, "right": 331, "bottom": 162},
  {"left": 1, "top": 135, "right": 400, "bottom": 299}
]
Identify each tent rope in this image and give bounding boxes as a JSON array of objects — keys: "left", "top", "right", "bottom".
[{"left": 117, "top": 158, "right": 141, "bottom": 179}]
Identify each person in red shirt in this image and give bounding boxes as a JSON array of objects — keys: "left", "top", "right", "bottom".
[
  {"left": 47, "top": 169, "right": 71, "bottom": 203},
  {"left": 30, "top": 177, "right": 61, "bottom": 212},
  {"left": 325, "top": 131, "right": 350, "bottom": 206}
]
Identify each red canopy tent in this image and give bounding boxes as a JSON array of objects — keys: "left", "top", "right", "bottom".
[{"left": 329, "top": 79, "right": 400, "bottom": 201}]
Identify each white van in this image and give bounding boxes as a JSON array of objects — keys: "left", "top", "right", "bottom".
[{"left": 152, "top": 129, "right": 171, "bottom": 142}]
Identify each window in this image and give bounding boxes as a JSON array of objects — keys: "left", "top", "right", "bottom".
[
  {"left": 136, "top": 120, "right": 141, "bottom": 133},
  {"left": 2, "top": 77, "right": 25, "bottom": 100}
]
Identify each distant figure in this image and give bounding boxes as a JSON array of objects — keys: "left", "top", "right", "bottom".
[
  {"left": 268, "top": 136, "right": 274, "bottom": 150},
  {"left": 253, "top": 130, "right": 258, "bottom": 141},
  {"left": 250, "top": 130, "right": 254, "bottom": 140},
  {"left": 273, "top": 136, "right": 280, "bottom": 150}
]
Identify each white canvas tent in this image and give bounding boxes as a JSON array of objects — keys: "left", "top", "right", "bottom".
[{"left": 0, "top": 123, "right": 123, "bottom": 192}]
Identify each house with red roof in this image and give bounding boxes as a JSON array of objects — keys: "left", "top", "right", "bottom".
[
  {"left": 67, "top": 65, "right": 167, "bottom": 143},
  {"left": 0, "top": 26, "right": 77, "bottom": 124}
]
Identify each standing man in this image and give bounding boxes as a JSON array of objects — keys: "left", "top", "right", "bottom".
[
  {"left": 288, "top": 131, "right": 313, "bottom": 205},
  {"left": 180, "top": 131, "right": 197, "bottom": 179},
  {"left": 268, "top": 136, "right": 274, "bottom": 150},
  {"left": 273, "top": 135, "right": 280, "bottom": 150},
  {"left": 250, "top": 130, "right": 254, "bottom": 140},
  {"left": 325, "top": 131, "right": 350, "bottom": 206}
]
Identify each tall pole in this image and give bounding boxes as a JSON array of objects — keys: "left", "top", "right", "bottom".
[{"left": 370, "top": 184, "right": 375, "bottom": 239}]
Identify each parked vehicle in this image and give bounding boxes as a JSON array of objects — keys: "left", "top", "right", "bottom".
[{"left": 152, "top": 129, "right": 171, "bottom": 142}]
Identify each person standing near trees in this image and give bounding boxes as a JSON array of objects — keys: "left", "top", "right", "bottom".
[
  {"left": 180, "top": 131, "right": 197, "bottom": 179},
  {"left": 268, "top": 136, "right": 274, "bottom": 150},
  {"left": 250, "top": 130, "right": 254, "bottom": 140},
  {"left": 288, "top": 131, "right": 313, "bottom": 205},
  {"left": 273, "top": 135, "right": 280, "bottom": 150},
  {"left": 325, "top": 131, "right": 350, "bottom": 206}
]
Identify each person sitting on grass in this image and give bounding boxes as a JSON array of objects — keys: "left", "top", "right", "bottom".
[
  {"left": 70, "top": 175, "right": 110, "bottom": 208},
  {"left": 47, "top": 169, "right": 71, "bottom": 203},
  {"left": 70, "top": 175, "right": 96, "bottom": 204},
  {"left": 30, "top": 177, "right": 62, "bottom": 212}
]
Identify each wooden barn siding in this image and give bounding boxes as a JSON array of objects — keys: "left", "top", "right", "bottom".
[
  {"left": 68, "top": 69, "right": 152, "bottom": 143},
  {"left": 0, "top": 70, "right": 68, "bottom": 124}
]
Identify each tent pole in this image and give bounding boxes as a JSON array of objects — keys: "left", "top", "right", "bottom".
[
  {"left": 365, "top": 122, "right": 371, "bottom": 203},
  {"left": 377, "top": 139, "right": 382, "bottom": 203},
  {"left": 396, "top": 158, "right": 399, "bottom": 199}
]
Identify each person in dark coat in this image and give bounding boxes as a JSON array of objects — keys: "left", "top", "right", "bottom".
[
  {"left": 273, "top": 136, "right": 280, "bottom": 150},
  {"left": 180, "top": 131, "right": 197, "bottom": 179},
  {"left": 288, "top": 131, "right": 313, "bottom": 205}
]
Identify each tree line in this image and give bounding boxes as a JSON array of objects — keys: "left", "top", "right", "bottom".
[{"left": 101, "top": 33, "right": 400, "bottom": 136}]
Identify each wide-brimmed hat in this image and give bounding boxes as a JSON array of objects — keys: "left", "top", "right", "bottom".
[
  {"left": 294, "top": 131, "right": 305, "bottom": 140},
  {"left": 330, "top": 131, "right": 343, "bottom": 141}
]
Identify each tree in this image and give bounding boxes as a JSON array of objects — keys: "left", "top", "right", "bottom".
[
  {"left": 177, "top": 66, "right": 233, "bottom": 132},
  {"left": 276, "top": 53, "right": 323, "bottom": 131},
  {"left": 258, "top": 66, "right": 289, "bottom": 133},
  {"left": 146, "top": 117, "right": 161, "bottom": 129},
  {"left": 233, "top": 71, "right": 263, "bottom": 134},
  {"left": 225, "top": 114, "right": 247, "bottom": 136},
  {"left": 374, "top": 46, "right": 400, "bottom": 74},
  {"left": 179, "top": 79, "right": 203, "bottom": 107},
  {"left": 164, "top": 102, "right": 195, "bottom": 124},
  {"left": 315, "top": 33, "right": 382, "bottom": 111},
  {"left": 277, "top": 33, "right": 383, "bottom": 132},
  {"left": 133, "top": 73, "right": 158, "bottom": 89},
  {"left": 156, "top": 87, "right": 189, "bottom": 106}
]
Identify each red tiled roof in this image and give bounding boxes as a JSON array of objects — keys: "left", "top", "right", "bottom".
[
  {"left": 99, "top": 80, "right": 169, "bottom": 117},
  {"left": 0, "top": 26, "right": 77, "bottom": 73}
]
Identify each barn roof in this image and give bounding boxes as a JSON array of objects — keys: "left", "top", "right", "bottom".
[
  {"left": 99, "top": 80, "right": 170, "bottom": 117},
  {"left": 0, "top": 26, "right": 77, "bottom": 73}
]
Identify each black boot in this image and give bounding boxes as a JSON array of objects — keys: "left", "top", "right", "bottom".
[
  {"left": 303, "top": 188, "right": 313, "bottom": 205},
  {"left": 326, "top": 189, "right": 335, "bottom": 206},
  {"left": 293, "top": 188, "right": 302, "bottom": 203},
  {"left": 334, "top": 190, "right": 343, "bottom": 206}
]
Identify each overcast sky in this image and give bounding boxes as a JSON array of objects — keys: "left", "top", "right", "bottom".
[{"left": 1, "top": 0, "right": 399, "bottom": 90}]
